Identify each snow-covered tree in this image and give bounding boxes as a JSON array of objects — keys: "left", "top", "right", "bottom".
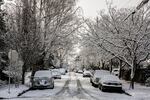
[{"left": 83, "top": 6, "right": 150, "bottom": 89}]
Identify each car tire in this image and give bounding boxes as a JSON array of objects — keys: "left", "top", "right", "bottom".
[
  {"left": 101, "top": 86, "right": 105, "bottom": 92},
  {"left": 91, "top": 82, "right": 94, "bottom": 86},
  {"left": 92, "top": 82, "right": 96, "bottom": 87},
  {"left": 90, "top": 79, "right": 92, "bottom": 83},
  {"left": 50, "top": 84, "right": 54, "bottom": 89},
  {"left": 98, "top": 84, "right": 101, "bottom": 90}
]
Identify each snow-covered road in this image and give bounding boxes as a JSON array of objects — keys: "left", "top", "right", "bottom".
[{"left": 8, "top": 72, "right": 150, "bottom": 100}]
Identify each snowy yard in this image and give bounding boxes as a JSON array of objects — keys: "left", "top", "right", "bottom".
[{"left": 0, "top": 85, "right": 29, "bottom": 99}]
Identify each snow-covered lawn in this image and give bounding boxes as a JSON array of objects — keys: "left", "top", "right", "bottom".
[
  {"left": 0, "top": 84, "right": 29, "bottom": 99},
  {"left": 122, "top": 80, "right": 150, "bottom": 100}
]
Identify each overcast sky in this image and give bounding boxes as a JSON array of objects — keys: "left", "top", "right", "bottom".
[{"left": 77, "top": 0, "right": 143, "bottom": 18}]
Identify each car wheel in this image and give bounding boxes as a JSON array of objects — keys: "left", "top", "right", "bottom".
[
  {"left": 98, "top": 84, "right": 101, "bottom": 90},
  {"left": 50, "top": 84, "right": 54, "bottom": 89},
  {"left": 101, "top": 86, "right": 105, "bottom": 92},
  {"left": 90, "top": 79, "right": 92, "bottom": 83},
  {"left": 92, "top": 82, "right": 96, "bottom": 87},
  {"left": 91, "top": 82, "right": 94, "bottom": 86}
]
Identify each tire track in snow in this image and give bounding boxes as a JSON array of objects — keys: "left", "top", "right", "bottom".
[
  {"left": 76, "top": 79, "right": 100, "bottom": 100},
  {"left": 55, "top": 72, "right": 87, "bottom": 99},
  {"left": 55, "top": 79, "right": 70, "bottom": 96}
]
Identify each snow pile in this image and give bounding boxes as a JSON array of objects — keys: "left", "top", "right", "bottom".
[{"left": 0, "top": 85, "right": 29, "bottom": 99}]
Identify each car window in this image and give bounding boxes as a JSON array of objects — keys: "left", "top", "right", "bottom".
[
  {"left": 101, "top": 75, "right": 120, "bottom": 82},
  {"left": 34, "top": 70, "right": 52, "bottom": 78}
]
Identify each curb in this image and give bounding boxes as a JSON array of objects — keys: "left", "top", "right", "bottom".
[
  {"left": 17, "top": 88, "right": 31, "bottom": 97},
  {"left": 0, "top": 97, "right": 5, "bottom": 99}
]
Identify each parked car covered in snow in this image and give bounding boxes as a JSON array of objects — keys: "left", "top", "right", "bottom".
[
  {"left": 52, "top": 70, "right": 61, "bottom": 79},
  {"left": 59, "top": 68, "right": 66, "bottom": 75},
  {"left": 90, "top": 70, "right": 110, "bottom": 86},
  {"left": 83, "top": 70, "right": 91, "bottom": 77},
  {"left": 112, "top": 68, "right": 119, "bottom": 76},
  {"left": 98, "top": 74, "right": 122, "bottom": 92},
  {"left": 32, "top": 70, "right": 54, "bottom": 89},
  {"left": 77, "top": 69, "right": 83, "bottom": 74}
]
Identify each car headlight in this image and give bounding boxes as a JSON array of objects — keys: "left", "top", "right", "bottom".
[{"left": 33, "top": 78, "right": 39, "bottom": 82}]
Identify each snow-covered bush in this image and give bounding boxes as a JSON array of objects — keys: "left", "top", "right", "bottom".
[{"left": 145, "top": 77, "right": 150, "bottom": 87}]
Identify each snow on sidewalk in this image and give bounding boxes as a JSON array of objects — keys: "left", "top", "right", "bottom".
[
  {"left": 0, "top": 84, "right": 29, "bottom": 99},
  {"left": 122, "top": 80, "right": 150, "bottom": 99}
]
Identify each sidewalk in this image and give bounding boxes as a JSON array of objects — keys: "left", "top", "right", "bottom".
[
  {"left": 0, "top": 84, "right": 29, "bottom": 99},
  {"left": 122, "top": 80, "right": 150, "bottom": 99}
]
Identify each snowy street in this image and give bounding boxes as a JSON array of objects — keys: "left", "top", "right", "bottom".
[
  {"left": 0, "top": 72, "right": 147, "bottom": 100},
  {"left": 1, "top": 0, "right": 150, "bottom": 100}
]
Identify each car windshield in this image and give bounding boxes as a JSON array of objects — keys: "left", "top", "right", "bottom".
[
  {"left": 34, "top": 70, "right": 52, "bottom": 78},
  {"left": 101, "top": 75, "right": 120, "bottom": 82},
  {"left": 94, "top": 70, "right": 109, "bottom": 77}
]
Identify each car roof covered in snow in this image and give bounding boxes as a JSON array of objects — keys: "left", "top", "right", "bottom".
[
  {"left": 34, "top": 70, "right": 52, "bottom": 78},
  {"left": 94, "top": 70, "right": 110, "bottom": 77},
  {"left": 101, "top": 74, "right": 120, "bottom": 82}
]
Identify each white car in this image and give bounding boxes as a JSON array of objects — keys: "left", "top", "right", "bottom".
[
  {"left": 98, "top": 75, "right": 122, "bottom": 92},
  {"left": 90, "top": 70, "right": 110, "bottom": 86},
  {"left": 77, "top": 70, "right": 83, "bottom": 74},
  {"left": 52, "top": 70, "right": 61, "bottom": 79},
  {"left": 112, "top": 68, "right": 119, "bottom": 76},
  {"left": 83, "top": 70, "right": 91, "bottom": 77},
  {"left": 59, "top": 68, "right": 66, "bottom": 75},
  {"left": 32, "top": 70, "right": 54, "bottom": 89}
]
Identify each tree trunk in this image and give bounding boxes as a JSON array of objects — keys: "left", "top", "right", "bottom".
[
  {"left": 130, "top": 56, "right": 137, "bottom": 89},
  {"left": 21, "top": 63, "right": 26, "bottom": 84},
  {"left": 109, "top": 59, "right": 113, "bottom": 73},
  {"left": 60, "top": 59, "right": 63, "bottom": 68},
  {"left": 31, "top": 65, "right": 36, "bottom": 87},
  {"left": 130, "top": 78, "right": 134, "bottom": 89},
  {"left": 102, "top": 60, "right": 105, "bottom": 69},
  {"left": 119, "top": 59, "right": 122, "bottom": 79}
]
